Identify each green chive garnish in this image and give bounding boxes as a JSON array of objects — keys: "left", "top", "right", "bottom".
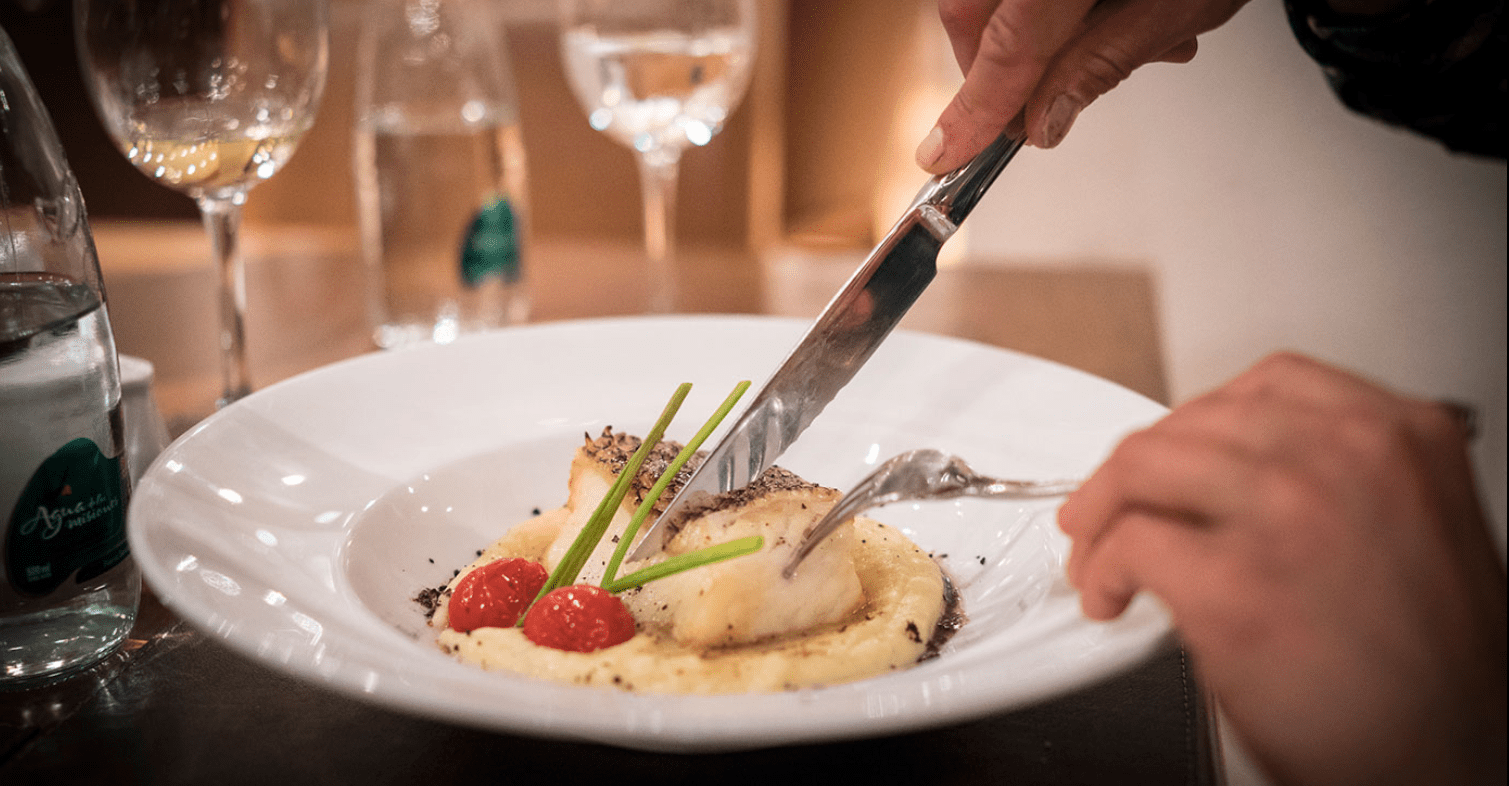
[
  {"left": 601, "top": 380, "right": 751, "bottom": 585},
  {"left": 515, "top": 380, "right": 766, "bottom": 627},
  {"left": 603, "top": 535, "right": 764, "bottom": 594},
  {"left": 526, "top": 383, "right": 691, "bottom": 617}
]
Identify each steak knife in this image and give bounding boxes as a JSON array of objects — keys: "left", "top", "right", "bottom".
[{"left": 629, "top": 124, "right": 1027, "bottom": 561}]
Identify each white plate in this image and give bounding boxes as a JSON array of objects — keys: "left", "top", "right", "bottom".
[{"left": 129, "top": 315, "right": 1172, "bottom": 753}]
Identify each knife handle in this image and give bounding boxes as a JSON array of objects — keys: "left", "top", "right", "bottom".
[{"left": 922, "top": 116, "right": 1027, "bottom": 227}]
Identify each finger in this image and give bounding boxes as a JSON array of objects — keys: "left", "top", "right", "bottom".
[
  {"left": 1147, "top": 382, "right": 1329, "bottom": 456},
  {"left": 1074, "top": 509, "right": 1217, "bottom": 621},
  {"left": 1154, "top": 37, "right": 1199, "bottom": 64},
  {"left": 1023, "top": 0, "right": 1247, "bottom": 148},
  {"left": 1059, "top": 426, "right": 1256, "bottom": 585},
  {"left": 918, "top": 0, "right": 1098, "bottom": 173},
  {"left": 1218, "top": 353, "right": 1467, "bottom": 455},
  {"left": 1221, "top": 351, "right": 1392, "bottom": 412},
  {"left": 937, "top": 0, "right": 1006, "bottom": 74},
  {"left": 1142, "top": 357, "right": 1422, "bottom": 461},
  {"left": 1076, "top": 509, "right": 1283, "bottom": 677}
]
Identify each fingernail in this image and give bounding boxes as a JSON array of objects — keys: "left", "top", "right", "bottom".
[
  {"left": 914, "top": 124, "right": 944, "bottom": 170},
  {"left": 1038, "top": 94, "right": 1083, "bottom": 149}
]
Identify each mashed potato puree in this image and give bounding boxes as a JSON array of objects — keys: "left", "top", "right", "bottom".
[
  {"left": 425, "top": 429, "right": 955, "bottom": 694},
  {"left": 430, "top": 507, "right": 951, "bottom": 694}
]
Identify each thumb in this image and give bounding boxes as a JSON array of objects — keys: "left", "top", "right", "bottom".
[{"left": 917, "top": 0, "right": 1096, "bottom": 174}]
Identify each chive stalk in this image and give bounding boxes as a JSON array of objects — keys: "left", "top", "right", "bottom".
[
  {"left": 516, "top": 380, "right": 766, "bottom": 628},
  {"left": 600, "top": 380, "right": 751, "bottom": 585},
  {"left": 603, "top": 535, "right": 764, "bottom": 593},
  {"left": 529, "top": 383, "right": 690, "bottom": 611}
]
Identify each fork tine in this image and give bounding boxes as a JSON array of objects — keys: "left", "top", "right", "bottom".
[
  {"left": 781, "top": 449, "right": 1080, "bottom": 580},
  {"left": 784, "top": 485, "right": 869, "bottom": 579}
]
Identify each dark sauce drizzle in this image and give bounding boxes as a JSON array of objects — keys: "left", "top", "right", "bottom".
[{"left": 920, "top": 570, "right": 965, "bottom": 662}]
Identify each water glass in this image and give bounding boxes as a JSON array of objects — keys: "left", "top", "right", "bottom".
[{"left": 354, "top": 0, "right": 531, "bottom": 349}]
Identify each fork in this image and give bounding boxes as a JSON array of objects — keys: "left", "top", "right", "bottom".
[{"left": 782, "top": 449, "right": 1081, "bottom": 578}]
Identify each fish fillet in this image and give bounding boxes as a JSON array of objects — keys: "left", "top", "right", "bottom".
[{"left": 544, "top": 429, "right": 866, "bottom": 648}]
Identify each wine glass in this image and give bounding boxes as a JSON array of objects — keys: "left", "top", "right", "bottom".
[
  {"left": 558, "top": 0, "right": 756, "bottom": 313},
  {"left": 74, "top": 0, "right": 329, "bottom": 408}
]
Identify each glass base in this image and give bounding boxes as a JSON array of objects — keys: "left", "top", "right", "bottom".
[
  {"left": 0, "top": 598, "right": 138, "bottom": 690},
  {"left": 372, "top": 299, "right": 527, "bottom": 350},
  {"left": 374, "top": 316, "right": 467, "bottom": 349}
]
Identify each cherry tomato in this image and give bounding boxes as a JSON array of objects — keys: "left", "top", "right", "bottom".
[
  {"left": 522, "top": 585, "right": 637, "bottom": 653},
  {"left": 447, "top": 558, "right": 548, "bottom": 632}
]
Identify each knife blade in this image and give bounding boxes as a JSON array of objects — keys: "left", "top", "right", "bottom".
[{"left": 629, "top": 124, "right": 1027, "bottom": 561}]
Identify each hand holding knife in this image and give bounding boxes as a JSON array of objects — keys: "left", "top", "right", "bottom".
[{"left": 628, "top": 120, "right": 1028, "bottom": 562}]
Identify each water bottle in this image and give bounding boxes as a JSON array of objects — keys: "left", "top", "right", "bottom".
[
  {"left": 353, "top": 0, "right": 531, "bottom": 349},
  {"left": 0, "top": 25, "right": 141, "bottom": 688}
]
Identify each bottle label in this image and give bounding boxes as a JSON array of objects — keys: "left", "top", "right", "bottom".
[
  {"left": 5, "top": 437, "right": 130, "bottom": 597},
  {"left": 459, "top": 197, "right": 522, "bottom": 287}
]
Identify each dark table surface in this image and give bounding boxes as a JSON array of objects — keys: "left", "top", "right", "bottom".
[{"left": 1, "top": 584, "right": 1217, "bottom": 786}]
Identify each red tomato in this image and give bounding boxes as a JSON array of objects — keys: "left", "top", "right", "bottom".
[
  {"left": 447, "top": 558, "right": 548, "bottom": 632},
  {"left": 522, "top": 585, "right": 637, "bottom": 653}
]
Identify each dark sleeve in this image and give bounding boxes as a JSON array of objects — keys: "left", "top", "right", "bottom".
[{"left": 1284, "top": 0, "right": 1506, "bottom": 159}]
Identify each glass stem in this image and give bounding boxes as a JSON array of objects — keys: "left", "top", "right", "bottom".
[
  {"left": 198, "top": 195, "right": 252, "bottom": 408},
  {"left": 637, "top": 149, "right": 681, "bottom": 313}
]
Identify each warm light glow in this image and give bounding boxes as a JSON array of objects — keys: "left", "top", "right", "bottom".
[{"left": 872, "top": 10, "right": 968, "bottom": 268}]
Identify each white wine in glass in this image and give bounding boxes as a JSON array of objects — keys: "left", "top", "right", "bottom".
[
  {"left": 559, "top": 0, "right": 755, "bottom": 313},
  {"left": 75, "top": 0, "right": 329, "bottom": 407}
]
